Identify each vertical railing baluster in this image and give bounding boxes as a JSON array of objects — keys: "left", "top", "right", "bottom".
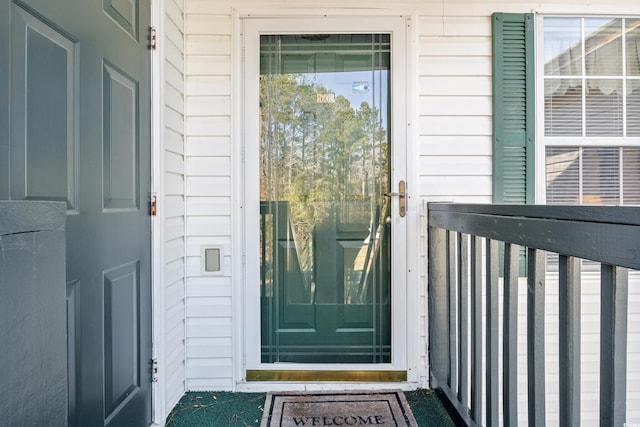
[
  {"left": 458, "top": 233, "right": 469, "bottom": 407},
  {"left": 470, "top": 236, "right": 483, "bottom": 424},
  {"left": 504, "top": 243, "right": 519, "bottom": 426},
  {"left": 486, "top": 239, "right": 499, "bottom": 427},
  {"left": 559, "top": 255, "right": 581, "bottom": 427},
  {"left": 600, "top": 264, "right": 628, "bottom": 427},
  {"left": 428, "top": 226, "right": 449, "bottom": 388},
  {"left": 448, "top": 231, "right": 458, "bottom": 391},
  {"left": 527, "top": 248, "right": 546, "bottom": 427}
]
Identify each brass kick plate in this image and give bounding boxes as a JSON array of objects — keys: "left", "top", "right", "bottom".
[{"left": 246, "top": 370, "right": 407, "bottom": 382}]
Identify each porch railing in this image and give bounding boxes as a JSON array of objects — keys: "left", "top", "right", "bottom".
[{"left": 427, "top": 202, "right": 640, "bottom": 427}]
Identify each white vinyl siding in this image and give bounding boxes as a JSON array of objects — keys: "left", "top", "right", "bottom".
[
  {"left": 184, "top": 2, "right": 234, "bottom": 391},
  {"left": 162, "top": 0, "right": 187, "bottom": 415},
  {"left": 418, "top": 15, "right": 493, "bottom": 203}
]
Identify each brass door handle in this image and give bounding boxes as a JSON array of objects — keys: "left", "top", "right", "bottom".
[{"left": 384, "top": 180, "right": 406, "bottom": 217}]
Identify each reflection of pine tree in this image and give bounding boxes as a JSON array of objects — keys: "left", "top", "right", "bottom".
[
  {"left": 260, "top": 72, "right": 389, "bottom": 280},
  {"left": 260, "top": 73, "right": 388, "bottom": 228}
]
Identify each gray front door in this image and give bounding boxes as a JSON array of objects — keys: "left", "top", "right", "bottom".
[{"left": 1, "top": 1, "right": 152, "bottom": 426}]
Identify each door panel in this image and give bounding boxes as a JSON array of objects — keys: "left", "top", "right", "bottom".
[
  {"left": 3, "top": 1, "right": 152, "bottom": 426},
  {"left": 259, "top": 34, "right": 392, "bottom": 364}
]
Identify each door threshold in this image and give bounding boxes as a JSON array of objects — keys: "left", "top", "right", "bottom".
[{"left": 246, "top": 370, "right": 407, "bottom": 382}]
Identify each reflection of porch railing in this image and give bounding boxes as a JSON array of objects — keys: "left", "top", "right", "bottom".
[{"left": 427, "top": 202, "right": 640, "bottom": 426}]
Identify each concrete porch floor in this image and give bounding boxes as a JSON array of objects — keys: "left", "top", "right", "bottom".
[{"left": 165, "top": 389, "right": 457, "bottom": 426}]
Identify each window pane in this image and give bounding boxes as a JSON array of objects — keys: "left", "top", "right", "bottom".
[
  {"left": 585, "top": 80, "right": 623, "bottom": 136},
  {"left": 629, "top": 91, "right": 640, "bottom": 136},
  {"left": 623, "top": 147, "right": 640, "bottom": 204},
  {"left": 546, "top": 147, "right": 580, "bottom": 204},
  {"left": 582, "top": 147, "right": 620, "bottom": 204},
  {"left": 626, "top": 19, "right": 640, "bottom": 76},
  {"left": 585, "top": 18, "right": 623, "bottom": 76},
  {"left": 545, "top": 79, "right": 582, "bottom": 136},
  {"left": 544, "top": 18, "right": 582, "bottom": 76}
]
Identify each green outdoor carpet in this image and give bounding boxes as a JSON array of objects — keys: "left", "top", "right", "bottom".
[{"left": 166, "top": 389, "right": 455, "bottom": 427}]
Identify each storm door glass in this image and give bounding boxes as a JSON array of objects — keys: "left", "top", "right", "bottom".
[{"left": 259, "top": 34, "right": 391, "bottom": 363}]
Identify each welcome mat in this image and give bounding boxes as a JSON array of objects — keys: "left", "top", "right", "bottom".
[{"left": 260, "top": 390, "right": 418, "bottom": 427}]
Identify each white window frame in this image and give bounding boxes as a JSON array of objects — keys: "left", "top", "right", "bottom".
[{"left": 535, "top": 14, "right": 640, "bottom": 205}]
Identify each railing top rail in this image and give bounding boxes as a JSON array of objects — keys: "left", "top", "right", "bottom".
[
  {"left": 427, "top": 203, "right": 640, "bottom": 271},
  {"left": 427, "top": 202, "right": 640, "bottom": 227}
]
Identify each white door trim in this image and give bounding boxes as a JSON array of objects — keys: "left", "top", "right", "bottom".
[{"left": 234, "top": 13, "right": 419, "bottom": 386}]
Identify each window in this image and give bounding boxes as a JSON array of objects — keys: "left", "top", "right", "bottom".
[{"left": 541, "top": 17, "right": 640, "bottom": 205}]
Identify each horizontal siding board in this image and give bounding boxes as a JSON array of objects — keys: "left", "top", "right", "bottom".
[
  {"left": 164, "top": 238, "right": 185, "bottom": 264},
  {"left": 187, "top": 358, "right": 234, "bottom": 376},
  {"left": 187, "top": 283, "right": 232, "bottom": 299},
  {"left": 185, "top": 137, "right": 231, "bottom": 156},
  {"left": 165, "top": 216, "right": 185, "bottom": 242},
  {"left": 166, "top": 316, "right": 186, "bottom": 346},
  {"left": 186, "top": 237, "right": 231, "bottom": 257},
  {"left": 165, "top": 19, "right": 185, "bottom": 52},
  {"left": 164, "top": 258, "right": 185, "bottom": 286},
  {"left": 185, "top": 0, "right": 231, "bottom": 14},
  {"left": 419, "top": 175, "right": 491, "bottom": 196},
  {"left": 418, "top": 136, "right": 492, "bottom": 156},
  {"left": 165, "top": 61, "right": 184, "bottom": 95},
  {"left": 186, "top": 55, "right": 231, "bottom": 76},
  {"left": 165, "top": 40, "right": 185, "bottom": 74},
  {"left": 187, "top": 297, "right": 233, "bottom": 318},
  {"left": 186, "top": 177, "right": 231, "bottom": 196},
  {"left": 419, "top": 16, "right": 490, "bottom": 37},
  {"left": 419, "top": 76, "right": 491, "bottom": 96},
  {"left": 164, "top": 172, "right": 185, "bottom": 196},
  {"left": 186, "top": 337, "right": 233, "bottom": 358},
  {"left": 166, "top": 151, "right": 185, "bottom": 175},
  {"left": 420, "top": 95, "right": 491, "bottom": 116},
  {"left": 186, "top": 196, "right": 231, "bottom": 216},
  {"left": 186, "top": 157, "right": 231, "bottom": 176},
  {"left": 186, "top": 96, "right": 231, "bottom": 116},
  {"left": 166, "top": 300, "right": 186, "bottom": 327},
  {"left": 185, "top": 76, "right": 231, "bottom": 96},
  {"left": 187, "top": 318, "right": 232, "bottom": 338},
  {"left": 185, "top": 35, "right": 231, "bottom": 55},
  {"left": 420, "top": 36, "right": 491, "bottom": 56},
  {"left": 419, "top": 156, "right": 492, "bottom": 175},
  {"left": 186, "top": 216, "right": 232, "bottom": 235},
  {"left": 165, "top": 279, "right": 186, "bottom": 309},
  {"left": 185, "top": 116, "right": 231, "bottom": 136},
  {"left": 166, "top": 0, "right": 184, "bottom": 28},
  {"left": 165, "top": 84, "right": 185, "bottom": 115},
  {"left": 165, "top": 105, "right": 185, "bottom": 134},
  {"left": 419, "top": 17, "right": 444, "bottom": 36},
  {"left": 442, "top": 16, "right": 491, "bottom": 36},
  {"left": 419, "top": 56, "right": 491, "bottom": 76},
  {"left": 164, "top": 196, "right": 185, "bottom": 219},
  {"left": 164, "top": 128, "right": 185, "bottom": 155},
  {"left": 186, "top": 14, "right": 232, "bottom": 35},
  {"left": 420, "top": 116, "right": 492, "bottom": 136}
]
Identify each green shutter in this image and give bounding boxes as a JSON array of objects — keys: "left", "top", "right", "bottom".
[{"left": 492, "top": 13, "right": 535, "bottom": 204}]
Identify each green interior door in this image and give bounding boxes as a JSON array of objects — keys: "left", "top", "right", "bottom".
[
  {"left": 3, "top": 1, "right": 152, "bottom": 425},
  {"left": 259, "top": 34, "right": 392, "bottom": 364}
]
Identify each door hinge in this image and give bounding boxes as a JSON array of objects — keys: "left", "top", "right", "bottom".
[
  {"left": 150, "top": 193, "right": 157, "bottom": 216},
  {"left": 149, "top": 26, "right": 157, "bottom": 50},
  {"left": 152, "top": 357, "right": 159, "bottom": 382}
]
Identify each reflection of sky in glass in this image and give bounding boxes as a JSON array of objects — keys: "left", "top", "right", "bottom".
[
  {"left": 544, "top": 17, "right": 622, "bottom": 62},
  {"left": 310, "top": 70, "right": 389, "bottom": 127},
  {"left": 544, "top": 18, "right": 581, "bottom": 62}
]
